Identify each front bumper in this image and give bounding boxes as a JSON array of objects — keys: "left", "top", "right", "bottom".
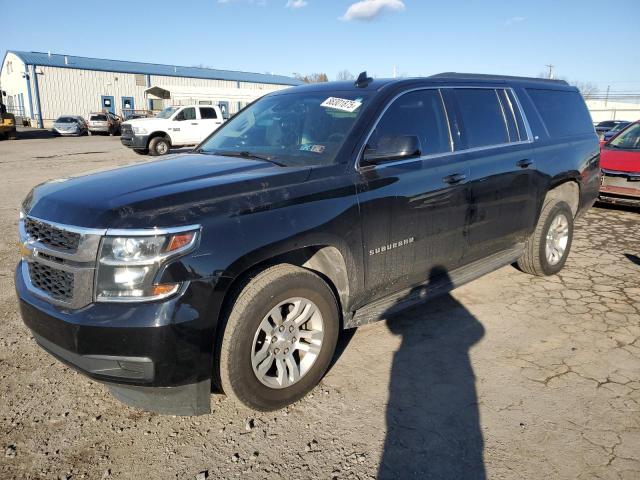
[
  {"left": 16, "top": 263, "right": 216, "bottom": 415},
  {"left": 599, "top": 169, "right": 640, "bottom": 206},
  {"left": 120, "top": 133, "right": 148, "bottom": 149}
]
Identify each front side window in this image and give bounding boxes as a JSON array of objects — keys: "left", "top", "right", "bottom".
[
  {"left": 608, "top": 123, "right": 640, "bottom": 150},
  {"left": 453, "top": 88, "right": 509, "bottom": 148},
  {"left": 198, "top": 91, "right": 372, "bottom": 166},
  {"left": 175, "top": 107, "right": 196, "bottom": 121},
  {"left": 367, "top": 89, "right": 451, "bottom": 157}
]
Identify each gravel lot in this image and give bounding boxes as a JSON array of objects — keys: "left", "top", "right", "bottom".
[{"left": 0, "top": 133, "right": 639, "bottom": 480}]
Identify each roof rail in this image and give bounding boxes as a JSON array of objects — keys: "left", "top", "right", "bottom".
[{"left": 429, "top": 72, "right": 569, "bottom": 86}]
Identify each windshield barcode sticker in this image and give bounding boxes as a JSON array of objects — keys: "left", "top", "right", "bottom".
[{"left": 321, "top": 97, "right": 362, "bottom": 113}]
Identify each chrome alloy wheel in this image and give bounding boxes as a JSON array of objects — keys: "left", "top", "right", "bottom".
[
  {"left": 545, "top": 213, "right": 569, "bottom": 265},
  {"left": 251, "top": 297, "right": 324, "bottom": 389},
  {"left": 157, "top": 141, "right": 169, "bottom": 155}
]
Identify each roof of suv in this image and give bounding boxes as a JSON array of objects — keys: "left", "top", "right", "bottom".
[{"left": 281, "top": 72, "right": 572, "bottom": 94}]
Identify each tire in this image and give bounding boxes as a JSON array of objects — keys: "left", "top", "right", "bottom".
[
  {"left": 133, "top": 148, "right": 149, "bottom": 155},
  {"left": 8, "top": 129, "right": 17, "bottom": 140},
  {"left": 516, "top": 200, "right": 574, "bottom": 276},
  {"left": 148, "top": 136, "right": 170, "bottom": 156},
  {"left": 217, "top": 264, "right": 339, "bottom": 411}
]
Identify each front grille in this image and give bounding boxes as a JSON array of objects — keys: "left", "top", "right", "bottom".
[
  {"left": 121, "top": 124, "right": 133, "bottom": 136},
  {"left": 24, "top": 217, "right": 81, "bottom": 252},
  {"left": 28, "top": 262, "right": 74, "bottom": 302}
]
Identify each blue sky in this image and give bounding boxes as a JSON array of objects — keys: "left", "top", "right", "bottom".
[{"left": 3, "top": 0, "right": 639, "bottom": 93}]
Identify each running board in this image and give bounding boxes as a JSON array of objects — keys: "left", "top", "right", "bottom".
[{"left": 346, "top": 244, "right": 524, "bottom": 328}]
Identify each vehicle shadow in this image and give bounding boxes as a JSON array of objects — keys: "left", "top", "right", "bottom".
[
  {"left": 378, "top": 267, "right": 486, "bottom": 480},
  {"left": 15, "top": 128, "right": 57, "bottom": 140},
  {"left": 624, "top": 253, "right": 640, "bottom": 266}
]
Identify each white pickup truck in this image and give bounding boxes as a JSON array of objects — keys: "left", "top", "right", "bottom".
[{"left": 121, "top": 105, "right": 224, "bottom": 156}]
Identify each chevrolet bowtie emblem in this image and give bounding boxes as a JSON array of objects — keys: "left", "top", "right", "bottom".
[{"left": 18, "top": 242, "right": 31, "bottom": 257}]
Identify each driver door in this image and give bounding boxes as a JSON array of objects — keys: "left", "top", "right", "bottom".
[
  {"left": 355, "top": 88, "right": 472, "bottom": 304},
  {"left": 171, "top": 107, "right": 199, "bottom": 145}
]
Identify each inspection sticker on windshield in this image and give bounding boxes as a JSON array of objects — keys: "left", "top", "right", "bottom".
[
  {"left": 321, "top": 97, "right": 362, "bottom": 113},
  {"left": 300, "top": 144, "right": 326, "bottom": 154}
]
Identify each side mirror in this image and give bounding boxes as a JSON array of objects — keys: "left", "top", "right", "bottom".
[{"left": 362, "top": 135, "right": 421, "bottom": 166}]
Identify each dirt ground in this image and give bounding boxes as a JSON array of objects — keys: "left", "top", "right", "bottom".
[{"left": 0, "top": 133, "right": 639, "bottom": 480}]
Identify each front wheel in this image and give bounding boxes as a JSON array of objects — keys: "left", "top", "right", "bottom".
[
  {"left": 516, "top": 200, "right": 574, "bottom": 276},
  {"left": 217, "top": 265, "right": 339, "bottom": 411},
  {"left": 148, "top": 136, "right": 170, "bottom": 156}
]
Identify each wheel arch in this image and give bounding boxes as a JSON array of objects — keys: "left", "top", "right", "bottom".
[
  {"left": 544, "top": 179, "right": 580, "bottom": 217},
  {"left": 147, "top": 131, "right": 172, "bottom": 148}
]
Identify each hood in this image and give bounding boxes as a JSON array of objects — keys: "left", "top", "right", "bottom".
[
  {"left": 600, "top": 146, "right": 640, "bottom": 173},
  {"left": 24, "top": 154, "right": 312, "bottom": 228}
]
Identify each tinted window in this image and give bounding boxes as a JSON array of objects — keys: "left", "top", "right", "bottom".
[
  {"left": 368, "top": 89, "right": 451, "bottom": 157},
  {"left": 200, "top": 107, "right": 217, "bottom": 119},
  {"left": 453, "top": 89, "right": 509, "bottom": 148},
  {"left": 527, "top": 89, "right": 593, "bottom": 137},
  {"left": 90, "top": 115, "right": 107, "bottom": 121},
  {"left": 175, "top": 107, "right": 196, "bottom": 121}
]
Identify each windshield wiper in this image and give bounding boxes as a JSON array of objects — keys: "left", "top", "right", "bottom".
[{"left": 204, "top": 150, "right": 286, "bottom": 167}]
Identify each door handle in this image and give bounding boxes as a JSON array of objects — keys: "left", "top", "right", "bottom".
[
  {"left": 443, "top": 173, "right": 467, "bottom": 184},
  {"left": 517, "top": 159, "right": 533, "bottom": 168}
]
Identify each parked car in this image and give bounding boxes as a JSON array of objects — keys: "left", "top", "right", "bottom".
[
  {"left": 16, "top": 73, "right": 599, "bottom": 414},
  {"left": 52, "top": 116, "right": 88, "bottom": 136},
  {"left": 595, "top": 120, "right": 630, "bottom": 138},
  {"left": 120, "top": 105, "right": 224, "bottom": 156},
  {"left": 599, "top": 121, "right": 640, "bottom": 206},
  {"left": 602, "top": 121, "right": 632, "bottom": 142},
  {"left": 87, "top": 112, "right": 121, "bottom": 136}
]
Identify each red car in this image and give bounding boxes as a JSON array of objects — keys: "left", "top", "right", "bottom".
[{"left": 599, "top": 121, "right": 640, "bottom": 207}]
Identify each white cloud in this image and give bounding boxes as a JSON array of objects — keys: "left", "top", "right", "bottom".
[
  {"left": 340, "top": 0, "right": 405, "bottom": 22},
  {"left": 286, "top": 0, "right": 307, "bottom": 7},
  {"left": 504, "top": 16, "right": 525, "bottom": 27}
]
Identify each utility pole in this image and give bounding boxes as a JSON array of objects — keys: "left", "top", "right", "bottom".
[
  {"left": 545, "top": 64, "right": 554, "bottom": 80},
  {"left": 605, "top": 85, "right": 610, "bottom": 106}
]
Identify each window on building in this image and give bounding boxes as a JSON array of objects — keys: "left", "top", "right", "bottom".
[
  {"left": 135, "top": 74, "right": 146, "bottom": 87},
  {"left": 453, "top": 88, "right": 510, "bottom": 148},
  {"left": 150, "top": 99, "right": 163, "bottom": 111},
  {"left": 368, "top": 89, "right": 451, "bottom": 157},
  {"left": 199, "top": 107, "right": 217, "bottom": 119}
]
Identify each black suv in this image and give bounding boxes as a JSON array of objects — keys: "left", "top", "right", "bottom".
[{"left": 16, "top": 73, "right": 600, "bottom": 414}]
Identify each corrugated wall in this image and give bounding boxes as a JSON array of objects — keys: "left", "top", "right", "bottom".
[{"left": 36, "top": 67, "right": 148, "bottom": 121}]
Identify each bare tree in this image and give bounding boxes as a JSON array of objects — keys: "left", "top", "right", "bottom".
[
  {"left": 294, "top": 73, "right": 329, "bottom": 83},
  {"left": 572, "top": 81, "right": 600, "bottom": 99},
  {"left": 336, "top": 70, "right": 355, "bottom": 81}
]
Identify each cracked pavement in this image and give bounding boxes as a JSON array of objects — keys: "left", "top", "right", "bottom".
[{"left": 0, "top": 135, "right": 638, "bottom": 479}]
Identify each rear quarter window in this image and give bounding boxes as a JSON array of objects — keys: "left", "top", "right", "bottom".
[{"left": 527, "top": 88, "right": 593, "bottom": 138}]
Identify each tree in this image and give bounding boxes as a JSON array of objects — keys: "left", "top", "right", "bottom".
[
  {"left": 336, "top": 70, "right": 355, "bottom": 81},
  {"left": 294, "top": 73, "right": 329, "bottom": 83},
  {"left": 572, "top": 81, "right": 599, "bottom": 100}
]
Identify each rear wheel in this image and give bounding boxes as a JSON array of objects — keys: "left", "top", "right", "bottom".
[
  {"left": 516, "top": 200, "right": 574, "bottom": 276},
  {"left": 148, "top": 136, "right": 170, "bottom": 156},
  {"left": 217, "top": 264, "right": 339, "bottom": 411}
]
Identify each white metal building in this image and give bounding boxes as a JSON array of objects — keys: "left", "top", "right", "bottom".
[
  {"left": 585, "top": 99, "right": 640, "bottom": 123},
  {"left": 0, "top": 50, "right": 302, "bottom": 128}
]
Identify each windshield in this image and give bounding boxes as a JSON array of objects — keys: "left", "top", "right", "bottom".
[
  {"left": 156, "top": 107, "right": 179, "bottom": 119},
  {"left": 56, "top": 117, "right": 76, "bottom": 123},
  {"left": 198, "top": 91, "right": 371, "bottom": 166},
  {"left": 608, "top": 123, "right": 640, "bottom": 150},
  {"left": 609, "top": 122, "right": 628, "bottom": 133}
]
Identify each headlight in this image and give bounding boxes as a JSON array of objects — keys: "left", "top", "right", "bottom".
[
  {"left": 95, "top": 227, "right": 200, "bottom": 302},
  {"left": 132, "top": 126, "right": 148, "bottom": 135}
]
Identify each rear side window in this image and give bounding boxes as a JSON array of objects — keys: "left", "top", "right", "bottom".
[
  {"left": 452, "top": 89, "right": 509, "bottom": 148},
  {"left": 199, "top": 107, "right": 217, "bottom": 119},
  {"left": 368, "top": 89, "right": 451, "bottom": 157},
  {"left": 527, "top": 89, "right": 593, "bottom": 137}
]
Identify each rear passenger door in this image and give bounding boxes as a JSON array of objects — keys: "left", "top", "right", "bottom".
[
  {"left": 356, "top": 89, "right": 472, "bottom": 303},
  {"left": 198, "top": 107, "right": 223, "bottom": 141},
  {"left": 444, "top": 87, "right": 540, "bottom": 263}
]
